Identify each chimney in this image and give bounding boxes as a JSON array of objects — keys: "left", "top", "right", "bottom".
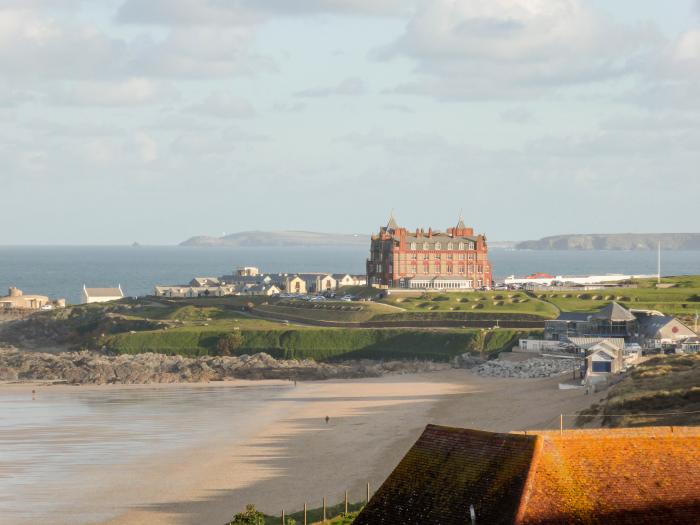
[{"left": 428, "top": 227, "right": 433, "bottom": 238}]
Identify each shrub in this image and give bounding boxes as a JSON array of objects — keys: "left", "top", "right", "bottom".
[
  {"left": 215, "top": 331, "right": 245, "bottom": 356},
  {"left": 228, "top": 504, "right": 265, "bottom": 525}
]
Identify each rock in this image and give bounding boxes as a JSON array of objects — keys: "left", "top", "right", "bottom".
[
  {"left": 473, "top": 357, "right": 576, "bottom": 379},
  {"left": 0, "top": 346, "right": 452, "bottom": 385}
]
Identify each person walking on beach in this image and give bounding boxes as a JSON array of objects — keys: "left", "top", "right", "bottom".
[{"left": 325, "top": 415, "right": 329, "bottom": 424}]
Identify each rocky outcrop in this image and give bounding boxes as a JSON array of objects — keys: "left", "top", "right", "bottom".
[
  {"left": 0, "top": 347, "right": 448, "bottom": 385},
  {"left": 474, "top": 357, "right": 577, "bottom": 378}
]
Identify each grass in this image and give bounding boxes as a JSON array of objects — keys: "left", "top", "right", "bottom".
[
  {"left": 533, "top": 275, "right": 700, "bottom": 321},
  {"left": 263, "top": 503, "right": 363, "bottom": 525},
  {"left": 255, "top": 300, "right": 399, "bottom": 323},
  {"left": 378, "top": 291, "right": 559, "bottom": 319},
  {"left": 576, "top": 353, "right": 700, "bottom": 427},
  {"left": 103, "top": 314, "right": 533, "bottom": 361}
]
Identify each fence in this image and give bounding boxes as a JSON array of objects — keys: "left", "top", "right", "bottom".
[{"left": 268, "top": 483, "right": 372, "bottom": 525}]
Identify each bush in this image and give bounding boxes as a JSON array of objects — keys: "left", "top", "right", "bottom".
[
  {"left": 228, "top": 504, "right": 265, "bottom": 525},
  {"left": 215, "top": 331, "right": 245, "bottom": 356}
]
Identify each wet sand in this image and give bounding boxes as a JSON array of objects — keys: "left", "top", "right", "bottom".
[{"left": 1, "top": 371, "right": 605, "bottom": 525}]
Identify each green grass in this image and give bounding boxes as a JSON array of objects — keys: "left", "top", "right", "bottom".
[
  {"left": 263, "top": 503, "right": 363, "bottom": 525},
  {"left": 379, "top": 291, "right": 558, "bottom": 319},
  {"left": 103, "top": 325, "right": 531, "bottom": 361},
  {"left": 255, "top": 300, "right": 400, "bottom": 323},
  {"left": 576, "top": 353, "right": 700, "bottom": 428},
  {"left": 537, "top": 275, "right": 700, "bottom": 319}
]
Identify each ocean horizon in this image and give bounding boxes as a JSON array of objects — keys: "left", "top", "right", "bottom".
[{"left": 1, "top": 245, "right": 699, "bottom": 304}]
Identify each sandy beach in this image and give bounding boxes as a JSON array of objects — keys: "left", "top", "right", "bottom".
[{"left": 1, "top": 371, "right": 605, "bottom": 525}]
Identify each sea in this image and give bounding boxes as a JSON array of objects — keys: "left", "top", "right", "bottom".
[{"left": 0, "top": 246, "right": 699, "bottom": 304}]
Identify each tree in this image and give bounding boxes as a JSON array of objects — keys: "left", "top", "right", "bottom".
[
  {"left": 215, "top": 330, "right": 245, "bottom": 356},
  {"left": 228, "top": 504, "right": 265, "bottom": 525}
]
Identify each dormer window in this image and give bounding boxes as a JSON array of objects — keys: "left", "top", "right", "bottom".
[
  {"left": 410, "top": 242, "right": 416, "bottom": 250},
  {"left": 435, "top": 242, "right": 441, "bottom": 250},
  {"left": 447, "top": 242, "right": 453, "bottom": 250},
  {"left": 459, "top": 242, "right": 465, "bottom": 250},
  {"left": 423, "top": 242, "right": 429, "bottom": 250}
]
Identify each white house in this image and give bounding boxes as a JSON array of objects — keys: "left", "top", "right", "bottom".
[
  {"left": 333, "top": 274, "right": 356, "bottom": 288},
  {"left": 585, "top": 340, "right": 624, "bottom": 384},
  {"left": 82, "top": 285, "right": 124, "bottom": 304}
]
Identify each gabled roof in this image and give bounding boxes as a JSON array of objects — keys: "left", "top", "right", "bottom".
[
  {"left": 353, "top": 425, "right": 537, "bottom": 525},
  {"left": 355, "top": 426, "right": 700, "bottom": 525},
  {"left": 637, "top": 315, "right": 695, "bottom": 338},
  {"left": 517, "top": 428, "right": 700, "bottom": 524},
  {"left": 591, "top": 302, "right": 636, "bottom": 322},
  {"left": 567, "top": 337, "right": 626, "bottom": 350},
  {"left": 386, "top": 212, "right": 399, "bottom": 230}
]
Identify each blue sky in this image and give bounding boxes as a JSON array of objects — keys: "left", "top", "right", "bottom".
[{"left": 1, "top": 0, "right": 699, "bottom": 244}]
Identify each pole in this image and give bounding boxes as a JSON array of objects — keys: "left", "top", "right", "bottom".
[
  {"left": 560, "top": 413, "right": 563, "bottom": 435},
  {"left": 282, "top": 510, "right": 285, "bottom": 525},
  {"left": 345, "top": 490, "right": 348, "bottom": 514},
  {"left": 304, "top": 503, "right": 307, "bottom": 525},
  {"left": 323, "top": 497, "right": 326, "bottom": 523},
  {"left": 367, "top": 482, "right": 370, "bottom": 503},
  {"left": 658, "top": 241, "right": 661, "bottom": 284}
]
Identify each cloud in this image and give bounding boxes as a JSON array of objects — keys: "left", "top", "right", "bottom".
[
  {"left": 50, "top": 78, "right": 172, "bottom": 106},
  {"left": 295, "top": 77, "right": 366, "bottom": 97},
  {"left": 376, "top": 0, "right": 662, "bottom": 100},
  {"left": 185, "top": 92, "right": 256, "bottom": 118},
  {"left": 116, "top": 0, "right": 417, "bottom": 26},
  {"left": 500, "top": 106, "right": 534, "bottom": 124}
]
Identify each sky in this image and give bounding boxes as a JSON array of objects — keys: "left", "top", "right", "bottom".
[{"left": 1, "top": 0, "right": 700, "bottom": 244}]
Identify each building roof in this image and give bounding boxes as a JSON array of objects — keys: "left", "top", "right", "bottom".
[
  {"left": 387, "top": 212, "right": 399, "bottom": 231},
  {"left": 404, "top": 233, "right": 477, "bottom": 243},
  {"left": 355, "top": 425, "right": 700, "bottom": 525},
  {"left": 517, "top": 428, "right": 700, "bottom": 524},
  {"left": 353, "top": 425, "right": 537, "bottom": 525},
  {"left": 590, "top": 302, "right": 636, "bottom": 322},
  {"left": 636, "top": 315, "right": 695, "bottom": 339},
  {"left": 554, "top": 312, "right": 591, "bottom": 322},
  {"left": 84, "top": 287, "right": 123, "bottom": 298},
  {"left": 526, "top": 273, "right": 555, "bottom": 279},
  {"left": 456, "top": 213, "right": 466, "bottom": 230},
  {"left": 567, "top": 337, "right": 626, "bottom": 350}
]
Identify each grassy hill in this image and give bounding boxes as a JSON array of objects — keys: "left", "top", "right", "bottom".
[
  {"left": 577, "top": 354, "right": 700, "bottom": 428},
  {"left": 535, "top": 275, "right": 700, "bottom": 321},
  {"left": 378, "top": 291, "right": 559, "bottom": 319}
]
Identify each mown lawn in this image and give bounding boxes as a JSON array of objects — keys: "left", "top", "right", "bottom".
[
  {"left": 538, "top": 275, "right": 700, "bottom": 317},
  {"left": 255, "top": 300, "right": 400, "bottom": 323},
  {"left": 378, "top": 291, "right": 558, "bottom": 319}
]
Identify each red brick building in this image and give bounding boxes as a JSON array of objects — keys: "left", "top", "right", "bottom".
[{"left": 366, "top": 214, "right": 493, "bottom": 289}]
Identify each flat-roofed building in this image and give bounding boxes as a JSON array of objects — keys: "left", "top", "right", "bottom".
[
  {"left": 0, "top": 287, "right": 51, "bottom": 310},
  {"left": 82, "top": 285, "right": 124, "bottom": 304}
]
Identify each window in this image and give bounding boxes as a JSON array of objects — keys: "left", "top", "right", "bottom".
[
  {"left": 458, "top": 266, "right": 465, "bottom": 274},
  {"left": 447, "top": 242, "right": 453, "bottom": 250},
  {"left": 459, "top": 253, "right": 465, "bottom": 260},
  {"left": 447, "top": 254, "right": 453, "bottom": 260},
  {"left": 423, "top": 242, "right": 429, "bottom": 250},
  {"left": 410, "top": 242, "right": 416, "bottom": 250},
  {"left": 435, "top": 254, "right": 441, "bottom": 260},
  {"left": 459, "top": 242, "right": 465, "bottom": 250},
  {"left": 435, "top": 242, "right": 441, "bottom": 250},
  {"left": 592, "top": 361, "right": 611, "bottom": 373}
]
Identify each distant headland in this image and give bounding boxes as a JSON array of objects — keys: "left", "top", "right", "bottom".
[
  {"left": 515, "top": 233, "right": 700, "bottom": 251},
  {"left": 180, "top": 230, "right": 368, "bottom": 248}
]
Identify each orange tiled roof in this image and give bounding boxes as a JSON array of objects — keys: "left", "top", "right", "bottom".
[
  {"left": 355, "top": 426, "right": 700, "bottom": 525},
  {"left": 517, "top": 427, "right": 700, "bottom": 524}
]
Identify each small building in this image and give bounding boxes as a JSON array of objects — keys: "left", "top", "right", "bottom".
[
  {"left": 236, "top": 266, "right": 260, "bottom": 277},
  {"left": 585, "top": 340, "right": 624, "bottom": 383},
  {"left": 680, "top": 336, "right": 700, "bottom": 353},
  {"left": 154, "top": 285, "right": 236, "bottom": 298},
  {"left": 405, "top": 276, "right": 474, "bottom": 290},
  {"left": 0, "top": 287, "right": 52, "bottom": 310},
  {"left": 333, "top": 273, "right": 356, "bottom": 288},
  {"left": 354, "top": 424, "right": 700, "bottom": 525},
  {"left": 82, "top": 285, "right": 124, "bottom": 304},
  {"left": 245, "top": 284, "right": 281, "bottom": 296},
  {"left": 285, "top": 275, "right": 307, "bottom": 295},
  {"left": 315, "top": 274, "right": 337, "bottom": 293},
  {"left": 636, "top": 314, "right": 696, "bottom": 349}
]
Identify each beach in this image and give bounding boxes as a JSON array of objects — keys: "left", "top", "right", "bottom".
[{"left": 0, "top": 370, "right": 604, "bottom": 525}]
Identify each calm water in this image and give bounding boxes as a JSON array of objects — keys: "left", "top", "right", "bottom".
[
  {"left": 0, "top": 246, "right": 698, "bottom": 304},
  {"left": 0, "top": 383, "right": 293, "bottom": 525}
]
